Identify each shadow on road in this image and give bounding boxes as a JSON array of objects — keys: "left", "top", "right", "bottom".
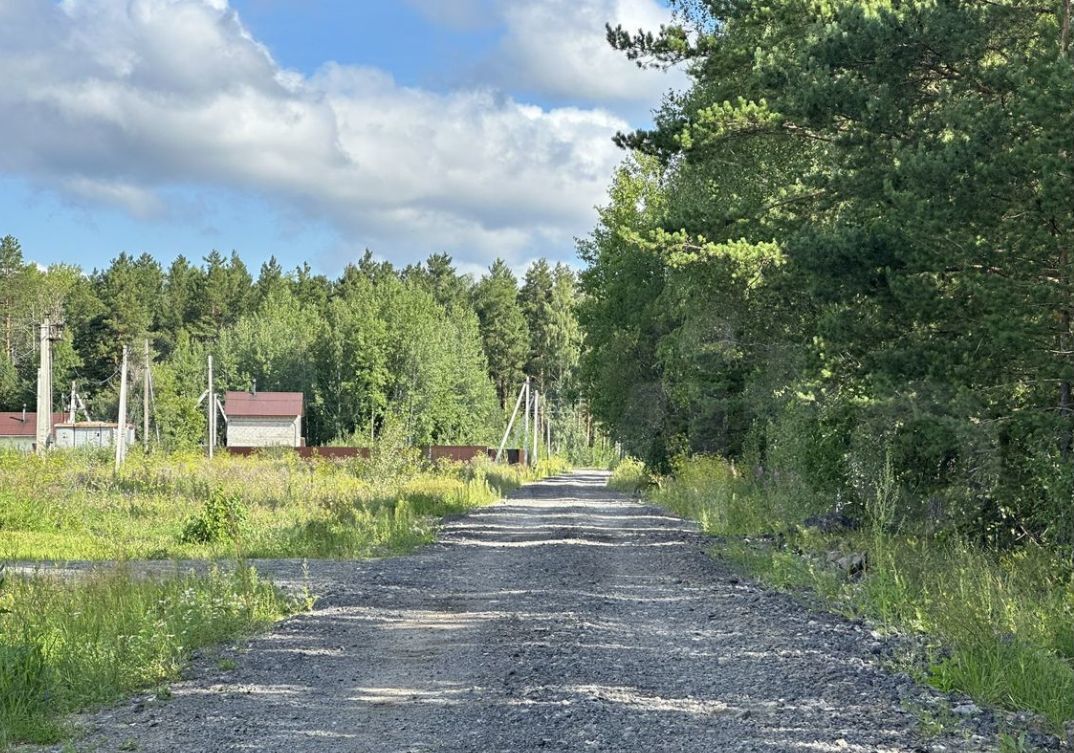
[{"left": 54, "top": 471, "right": 985, "bottom": 753}]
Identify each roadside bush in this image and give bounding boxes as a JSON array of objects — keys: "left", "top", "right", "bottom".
[
  {"left": 607, "top": 457, "right": 647, "bottom": 492},
  {"left": 179, "top": 490, "right": 248, "bottom": 545}
]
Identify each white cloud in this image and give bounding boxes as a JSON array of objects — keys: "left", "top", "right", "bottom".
[
  {"left": 62, "top": 177, "right": 167, "bottom": 218},
  {"left": 404, "top": 0, "right": 686, "bottom": 105},
  {"left": 493, "top": 0, "right": 686, "bottom": 103},
  {"left": 0, "top": 0, "right": 675, "bottom": 270}
]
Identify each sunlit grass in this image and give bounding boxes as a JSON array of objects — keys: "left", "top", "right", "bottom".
[
  {"left": 0, "top": 564, "right": 295, "bottom": 747},
  {"left": 0, "top": 448, "right": 570, "bottom": 748},
  {"left": 0, "top": 449, "right": 567, "bottom": 561},
  {"left": 645, "top": 455, "right": 1074, "bottom": 731},
  {"left": 607, "top": 457, "right": 647, "bottom": 493}
]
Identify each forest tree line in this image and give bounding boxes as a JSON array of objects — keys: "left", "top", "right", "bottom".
[
  {"left": 0, "top": 237, "right": 585, "bottom": 452},
  {"left": 581, "top": 0, "right": 1074, "bottom": 545}
]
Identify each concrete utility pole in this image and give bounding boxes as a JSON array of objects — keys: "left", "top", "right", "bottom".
[
  {"left": 115, "top": 345, "right": 129, "bottom": 472},
  {"left": 76, "top": 390, "right": 91, "bottom": 422},
  {"left": 68, "top": 381, "right": 77, "bottom": 423},
  {"left": 522, "top": 377, "right": 530, "bottom": 453},
  {"left": 207, "top": 354, "right": 215, "bottom": 459},
  {"left": 1062, "top": 0, "right": 1071, "bottom": 55},
  {"left": 35, "top": 317, "right": 52, "bottom": 453},
  {"left": 546, "top": 405, "right": 551, "bottom": 457},
  {"left": 495, "top": 380, "right": 529, "bottom": 463},
  {"left": 532, "top": 389, "right": 540, "bottom": 467},
  {"left": 143, "top": 339, "right": 151, "bottom": 450}
]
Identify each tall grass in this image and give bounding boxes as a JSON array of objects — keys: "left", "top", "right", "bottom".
[
  {"left": 0, "top": 564, "right": 293, "bottom": 746},
  {"left": 0, "top": 449, "right": 568, "bottom": 561},
  {"left": 0, "top": 449, "right": 569, "bottom": 747},
  {"left": 644, "top": 456, "right": 1074, "bottom": 731},
  {"left": 607, "top": 457, "right": 647, "bottom": 493}
]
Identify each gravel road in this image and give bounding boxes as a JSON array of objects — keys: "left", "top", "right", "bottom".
[{"left": 47, "top": 471, "right": 995, "bottom": 752}]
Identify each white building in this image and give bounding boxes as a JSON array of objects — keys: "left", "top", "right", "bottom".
[
  {"left": 54, "top": 422, "right": 136, "bottom": 449},
  {"left": 223, "top": 391, "right": 303, "bottom": 448}
]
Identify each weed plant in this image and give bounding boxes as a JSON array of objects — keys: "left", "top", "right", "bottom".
[
  {"left": 0, "top": 564, "right": 293, "bottom": 747},
  {"left": 644, "top": 455, "right": 1074, "bottom": 732},
  {"left": 607, "top": 457, "right": 647, "bottom": 493}
]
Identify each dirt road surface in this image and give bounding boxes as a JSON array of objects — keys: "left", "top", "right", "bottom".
[{"left": 48, "top": 471, "right": 994, "bottom": 752}]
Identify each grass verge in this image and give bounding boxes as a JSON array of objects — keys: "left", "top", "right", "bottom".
[
  {"left": 0, "top": 564, "right": 298, "bottom": 747},
  {"left": 0, "top": 449, "right": 570, "bottom": 747},
  {"left": 636, "top": 455, "right": 1074, "bottom": 734},
  {"left": 0, "top": 449, "right": 569, "bottom": 561}
]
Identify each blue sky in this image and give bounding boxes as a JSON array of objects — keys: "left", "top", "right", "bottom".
[
  {"left": 0, "top": 0, "right": 682, "bottom": 277},
  {"left": 231, "top": 2, "right": 503, "bottom": 93}
]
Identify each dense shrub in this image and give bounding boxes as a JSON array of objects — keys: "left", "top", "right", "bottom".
[{"left": 179, "top": 490, "right": 248, "bottom": 545}]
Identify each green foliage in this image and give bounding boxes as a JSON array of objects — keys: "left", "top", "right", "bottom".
[
  {"left": 649, "top": 455, "right": 1074, "bottom": 732},
  {"left": 0, "top": 241, "right": 586, "bottom": 455},
  {"left": 178, "top": 490, "right": 248, "bottom": 545},
  {"left": 547, "top": 265, "right": 583, "bottom": 401},
  {"left": 149, "top": 355, "right": 206, "bottom": 451},
  {"left": 0, "top": 449, "right": 566, "bottom": 562},
  {"left": 582, "top": 0, "right": 1074, "bottom": 547},
  {"left": 472, "top": 259, "right": 530, "bottom": 407},
  {"left": 998, "top": 732, "right": 1033, "bottom": 753},
  {"left": 545, "top": 403, "right": 618, "bottom": 468},
  {"left": 0, "top": 565, "right": 293, "bottom": 746},
  {"left": 607, "top": 457, "right": 647, "bottom": 492},
  {"left": 578, "top": 156, "right": 675, "bottom": 468}
]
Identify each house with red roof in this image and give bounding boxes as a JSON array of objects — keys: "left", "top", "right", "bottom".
[
  {"left": 0, "top": 411, "right": 63, "bottom": 451},
  {"left": 223, "top": 390, "right": 304, "bottom": 448}
]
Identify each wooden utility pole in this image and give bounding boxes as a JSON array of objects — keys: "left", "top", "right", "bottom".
[
  {"left": 114, "top": 345, "right": 129, "bottom": 472},
  {"left": 35, "top": 317, "right": 52, "bottom": 453},
  {"left": 207, "top": 354, "right": 215, "bottom": 459},
  {"left": 143, "top": 339, "right": 151, "bottom": 450}
]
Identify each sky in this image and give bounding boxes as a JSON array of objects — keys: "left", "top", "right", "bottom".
[{"left": 0, "top": 0, "right": 684, "bottom": 278}]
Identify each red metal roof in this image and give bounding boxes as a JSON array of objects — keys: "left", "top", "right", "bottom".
[
  {"left": 223, "top": 391, "right": 303, "bottom": 418},
  {"left": 0, "top": 412, "right": 64, "bottom": 437}
]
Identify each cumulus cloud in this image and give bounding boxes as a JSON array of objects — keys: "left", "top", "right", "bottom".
[
  {"left": 0, "top": 0, "right": 676, "bottom": 269},
  {"left": 493, "top": 0, "right": 685, "bottom": 103},
  {"left": 405, "top": 0, "right": 685, "bottom": 104}
]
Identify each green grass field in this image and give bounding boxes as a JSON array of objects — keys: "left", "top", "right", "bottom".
[
  {"left": 0, "top": 448, "right": 567, "bottom": 748},
  {"left": 0, "top": 448, "right": 563, "bottom": 561},
  {"left": 0, "top": 563, "right": 295, "bottom": 747}
]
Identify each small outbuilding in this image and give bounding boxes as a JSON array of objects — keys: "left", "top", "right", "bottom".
[
  {"left": 0, "top": 412, "right": 63, "bottom": 451},
  {"left": 224, "top": 391, "right": 304, "bottom": 448},
  {"left": 54, "top": 422, "right": 136, "bottom": 450}
]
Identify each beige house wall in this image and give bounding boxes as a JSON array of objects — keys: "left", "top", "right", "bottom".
[{"left": 226, "top": 416, "right": 301, "bottom": 448}]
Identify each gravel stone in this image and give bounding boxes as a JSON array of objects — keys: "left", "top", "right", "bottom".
[{"left": 35, "top": 472, "right": 996, "bottom": 752}]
